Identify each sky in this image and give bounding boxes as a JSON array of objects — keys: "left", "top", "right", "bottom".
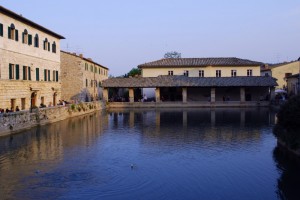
[{"left": 1, "top": 0, "right": 300, "bottom": 76}]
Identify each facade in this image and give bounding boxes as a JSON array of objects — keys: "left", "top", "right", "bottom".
[
  {"left": 60, "top": 51, "right": 109, "bottom": 102},
  {"left": 138, "top": 57, "right": 263, "bottom": 98},
  {"left": 261, "top": 61, "right": 300, "bottom": 89},
  {"left": 0, "top": 6, "right": 64, "bottom": 111},
  {"left": 286, "top": 74, "right": 299, "bottom": 95}
]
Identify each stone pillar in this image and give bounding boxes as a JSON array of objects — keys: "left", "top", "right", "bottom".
[
  {"left": 182, "top": 87, "right": 187, "bottom": 103},
  {"left": 210, "top": 88, "right": 216, "bottom": 103},
  {"left": 270, "top": 87, "right": 275, "bottom": 101},
  {"left": 129, "top": 88, "right": 134, "bottom": 103},
  {"left": 103, "top": 88, "right": 108, "bottom": 102},
  {"left": 155, "top": 88, "right": 160, "bottom": 102},
  {"left": 240, "top": 87, "right": 245, "bottom": 103}
]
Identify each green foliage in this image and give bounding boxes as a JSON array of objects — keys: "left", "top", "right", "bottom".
[
  {"left": 273, "top": 95, "right": 300, "bottom": 149},
  {"left": 123, "top": 68, "right": 141, "bottom": 78}
]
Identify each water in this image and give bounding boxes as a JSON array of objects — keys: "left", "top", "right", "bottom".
[{"left": 0, "top": 108, "right": 299, "bottom": 200}]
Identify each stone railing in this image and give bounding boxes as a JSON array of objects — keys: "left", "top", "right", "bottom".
[{"left": 0, "top": 101, "right": 104, "bottom": 137}]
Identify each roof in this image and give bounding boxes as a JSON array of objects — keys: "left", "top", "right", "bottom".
[
  {"left": 103, "top": 75, "right": 277, "bottom": 88},
  {"left": 267, "top": 60, "right": 299, "bottom": 69},
  {"left": 286, "top": 73, "right": 299, "bottom": 79},
  {"left": 138, "top": 58, "right": 263, "bottom": 68},
  {"left": 0, "top": 6, "right": 65, "bottom": 39},
  {"left": 61, "top": 50, "right": 109, "bottom": 70}
]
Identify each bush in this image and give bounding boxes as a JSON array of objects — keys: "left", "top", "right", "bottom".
[{"left": 273, "top": 95, "right": 300, "bottom": 149}]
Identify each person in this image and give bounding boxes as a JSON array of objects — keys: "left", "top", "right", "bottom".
[
  {"left": 143, "top": 94, "right": 147, "bottom": 102},
  {"left": 15, "top": 106, "right": 20, "bottom": 111}
]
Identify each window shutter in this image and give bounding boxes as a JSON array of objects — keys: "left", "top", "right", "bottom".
[
  {"left": 56, "top": 71, "right": 59, "bottom": 82},
  {"left": 23, "top": 66, "right": 26, "bottom": 80},
  {"left": 36, "top": 68, "right": 39, "bottom": 81},
  {"left": 22, "top": 32, "right": 25, "bottom": 43},
  {"left": 9, "top": 64, "right": 12, "bottom": 79},
  {"left": 15, "top": 29, "right": 18, "bottom": 41},
  {"left": 43, "top": 41, "right": 46, "bottom": 50},
  {"left": 28, "top": 67, "right": 31, "bottom": 80},
  {"left": 48, "top": 70, "right": 50, "bottom": 81},
  {"left": 0, "top": 23, "right": 3, "bottom": 36},
  {"left": 16, "top": 65, "right": 19, "bottom": 80},
  {"left": 28, "top": 34, "right": 32, "bottom": 45},
  {"left": 48, "top": 43, "right": 50, "bottom": 51},
  {"left": 44, "top": 69, "right": 47, "bottom": 81},
  {"left": 8, "top": 27, "right": 11, "bottom": 39}
]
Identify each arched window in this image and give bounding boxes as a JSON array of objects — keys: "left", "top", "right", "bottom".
[
  {"left": 22, "top": 29, "right": 28, "bottom": 44},
  {"left": 43, "top": 38, "right": 50, "bottom": 51},
  {"left": 34, "top": 34, "right": 39, "bottom": 47},
  {"left": 52, "top": 42, "right": 56, "bottom": 53},
  {"left": 8, "top": 23, "right": 18, "bottom": 41}
]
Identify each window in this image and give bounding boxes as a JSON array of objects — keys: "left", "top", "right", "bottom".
[
  {"left": 247, "top": 69, "right": 253, "bottom": 76},
  {"left": 184, "top": 70, "right": 189, "bottom": 77},
  {"left": 53, "top": 70, "right": 56, "bottom": 81},
  {"left": 52, "top": 42, "right": 56, "bottom": 53},
  {"left": 48, "top": 70, "right": 50, "bottom": 81},
  {"left": 231, "top": 70, "right": 237, "bottom": 77},
  {"left": 43, "top": 38, "right": 50, "bottom": 51},
  {"left": 216, "top": 70, "right": 221, "bottom": 77},
  {"left": 28, "top": 34, "right": 32, "bottom": 45},
  {"left": 91, "top": 80, "right": 93, "bottom": 87},
  {"left": 23, "top": 66, "right": 28, "bottom": 80},
  {"left": 44, "top": 69, "right": 48, "bottom": 81},
  {"left": 0, "top": 23, "right": 3, "bottom": 37},
  {"left": 8, "top": 24, "right": 18, "bottom": 41},
  {"left": 21, "top": 98, "right": 26, "bottom": 110},
  {"left": 99, "top": 81, "right": 101, "bottom": 87},
  {"left": 34, "top": 34, "right": 39, "bottom": 47},
  {"left": 199, "top": 70, "right": 204, "bottom": 77},
  {"left": 9, "top": 64, "right": 20, "bottom": 80},
  {"left": 86, "top": 79, "right": 88, "bottom": 87},
  {"left": 56, "top": 71, "right": 59, "bottom": 82},
  {"left": 36, "top": 68, "right": 40, "bottom": 81},
  {"left": 168, "top": 71, "right": 173, "bottom": 75},
  {"left": 22, "top": 29, "right": 28, "bottom": 44},
  {"left": 90, "top": 65, "right": 93, "bottom": 72}
]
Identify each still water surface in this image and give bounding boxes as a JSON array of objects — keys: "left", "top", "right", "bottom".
[{"left": 0, "top": 108, "right": 299, "bottom": 200}]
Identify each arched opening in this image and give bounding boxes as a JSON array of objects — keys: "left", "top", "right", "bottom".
[
  {"left": 53, "top": 92, "right": 57, "bottom": 106},
  {"left": 31, "top": 92, "right": 37, "bottom": 108}
]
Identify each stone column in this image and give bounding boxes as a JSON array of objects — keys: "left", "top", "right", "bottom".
[
  {"left": 210, "top": 88, "right": 216, "bottom": 103},
  {"left": 182, "top": 87, "right": 187, "bottom": 103},
  {"left": 129, "top": 88, "right": 134, "bottom": 103},
  {"left": 103, "top": 88, "right": 108, "bottom": 102},
  {"left": 270, "top": 87, "right": 275, "bottom": 101},
  {"left": 155, "top": 87, "right": 160, "bottom": 102},
  {"left": 240, "top": 87, "right": 245, "bottom": 103}
]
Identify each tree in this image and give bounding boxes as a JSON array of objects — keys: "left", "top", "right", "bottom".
[
  {"left": 123, "top": 67, "right": 141, "bottom": 78},
  {"left": 164, "top": 51, "right": 182, "bottom": 58}
]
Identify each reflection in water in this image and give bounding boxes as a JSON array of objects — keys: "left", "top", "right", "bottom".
[
  {"left": 0, "top": 108, "right": 297, "bottom": 200},
  {"left": 273, "top": 146, "right": 300, "bottom": 200}
]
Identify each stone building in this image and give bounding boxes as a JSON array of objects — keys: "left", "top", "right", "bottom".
[
  {"left": 0, "top": 6, "right": 64, "bottom": 111},
  {"left": 286, "top": 73, "right": 299, "bottom": 95},
  {"left": 260, "top": 60, "right": 300, "bottom": 89},
  {"left": 138, "top": 57, "right": 265, "bottom": 98},
  {"left": 60, "top": 51, "right": 109, "bottom": 102}
]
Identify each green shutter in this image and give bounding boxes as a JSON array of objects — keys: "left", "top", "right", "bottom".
[
  {"left": 48, "top": 70, "right": 50, "bottom": 81},
  {"left": 28, "top": 67, "right": 31, "bottom": 80},
  {"left": 56, "top": 71, "right": 59, "bottom": 82},
  {"left": 28, "top": 34, "right": 32, "bottom": 45},
  {"left": 43, "top": 41, "right": 46, "bottom": 50},
  {"left": 22, "top": 32, "right": 25, "bottom": 43},
  {"left": 0, "top": 23, "right": 3, "bottom": 36},
  {"left": 15, "top": 29, "right": 18, "bottom": 41},
  {"left": 9, "top": 64, "right": 12, "bottom": 79},
  {"left": 36, "top": 68, "right": 39, "bottom": 81},
  {"left": 44, "top": 69, "right": 47, "bottom": 81},
  {"left": 48, "top": 43, "right": 50, "bottom": 51},
  {"left": 8, "top": 27, "right": 11, "bottom": 39},
  {"left": 23, "top": 66, "right": 26, "bottom": 80},
  {"left": 16, "top": 65, "right": 19, "bottom": 80}
]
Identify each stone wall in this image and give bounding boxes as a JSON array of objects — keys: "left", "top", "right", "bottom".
[
  {"left": 0, "top": 101, "right": 104, "bottom": 137},
  {"left": 60, "top": 51, "right": 108, "bottom": 102}
]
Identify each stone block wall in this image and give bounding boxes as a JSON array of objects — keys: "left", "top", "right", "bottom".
[{"left": 0, "top": 101, "right": 104, "bottom": 137}]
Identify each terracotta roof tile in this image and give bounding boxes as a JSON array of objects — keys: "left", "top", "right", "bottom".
[{"left": 138, "top": 58, "right": 263, "bottom": 68}]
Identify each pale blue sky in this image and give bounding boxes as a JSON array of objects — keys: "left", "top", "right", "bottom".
[{"left": 1, "top": 0, "right": 300, "bottom": 76}]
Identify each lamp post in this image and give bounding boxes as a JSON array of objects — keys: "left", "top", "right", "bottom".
[{"left": 298, "top": 57, "right": 300, "bottom": 95}]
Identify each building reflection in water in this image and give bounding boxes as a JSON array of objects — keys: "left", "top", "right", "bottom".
[
  {"left": 108, "top": 108, "right": 276, "bottom": 146},
  {"left": 0, "top": 111, "right": 107, "bottom": 199},
  {"left": 273, "top": 146, "right": 300, "bottom": 200}
]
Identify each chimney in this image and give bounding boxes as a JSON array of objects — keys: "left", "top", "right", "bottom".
[{"left": 79, "top": 54, "right": 83, "bottom": 58}]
